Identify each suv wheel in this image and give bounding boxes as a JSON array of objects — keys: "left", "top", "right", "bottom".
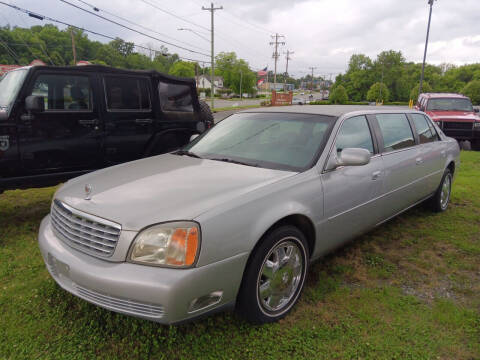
[
  {"left": 237, "top": 226, "right": 309, "bottom": 324},
  {"left": 430, "top": 169, "right": 452, "bottom": 212}
]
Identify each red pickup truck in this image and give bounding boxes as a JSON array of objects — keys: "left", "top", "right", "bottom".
[{"left": 415, "top": 93, "right": 480, "bottom": 150}]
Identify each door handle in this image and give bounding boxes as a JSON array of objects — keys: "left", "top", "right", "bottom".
[
  {"left": 415, "top": 157, "right": 423, "bottom": 165},
  {"left": 135, "top": 118, "right": 153, "bottom": 124},
  {"left": 78, "top": 119, "right": 99, "bottom": 126},
  {"left": 372, "top": 170, "right": 381, "bottom": 180}
]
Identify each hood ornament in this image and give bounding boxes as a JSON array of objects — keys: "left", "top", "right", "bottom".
[{"left": 84, "top": 184, "right": 93, "bottom": 200}]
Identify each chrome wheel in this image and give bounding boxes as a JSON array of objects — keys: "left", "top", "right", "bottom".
[
  {"left": 256, "top": 238, "right": 304, "bottom": 314},
  {"left": 440, "top": 173, "right": 452, "bottom": 210}
]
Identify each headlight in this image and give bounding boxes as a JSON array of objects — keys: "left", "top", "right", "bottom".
[
  {"left": 129, "top": 221, "right": 200, "bottom": 267},
  {"left": 474, "top": 122, "right": 480, "bottom": 128}
]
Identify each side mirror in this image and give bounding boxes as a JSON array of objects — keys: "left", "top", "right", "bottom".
[
  {"left": 196, "top": 121, "right": 206, "bottom": 133},
  {"left": 474, "top": 108, "right": 479, "bottom": 113},
  {"left": 25, "top": 95, "right": 45, "bottom": 113},
  {"left": 190, "top": 134, "right": 199, "bottom": 142},
  {"left": 0, "top": 109, "right": 7, "bottom": 121},
  {"left": 326, "top": 148, "right": 371, "bottom": 171}
]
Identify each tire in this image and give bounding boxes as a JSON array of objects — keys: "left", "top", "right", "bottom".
[
  {"left": 430, "top": 169, "right": 453, "bottom": 212},
  {"left": 198, "top": 100, "right": 214, "bottom": 128},
  {"left": 237, "top": 226, "right": 309, "bottom": 324}
]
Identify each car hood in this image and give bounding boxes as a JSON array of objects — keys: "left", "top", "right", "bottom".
[
  {"left": 55, "top": 154, "right": 296, "bottom": 230},
  {"left": 427, "top": 110, "right": 479, "bottom": 122}
]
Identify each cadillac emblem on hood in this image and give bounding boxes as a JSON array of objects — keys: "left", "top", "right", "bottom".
[{"left": 84, "top": 184, "right": 93, "bottom": 200}]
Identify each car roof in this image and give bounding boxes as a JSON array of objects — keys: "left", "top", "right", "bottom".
[
  {"left": 420, "top": 93, "right": 468, "bottom": 99},
  {"left": 240, "top": 105, "right": 418, "bottom": 118}
]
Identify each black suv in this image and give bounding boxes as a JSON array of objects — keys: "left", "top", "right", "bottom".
[{"left": 0, "top": 65, "right": 212, "bottom": 193}]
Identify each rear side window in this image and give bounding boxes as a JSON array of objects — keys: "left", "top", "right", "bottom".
[
  {"left": 376, "top": 113, "right": 415, "bottom": 152},
  {"left": 411, "top": 114, "right": 437, "bottom": 144},
  {"left": 335, "top": 116, "right": 374, "bottom": 154},
  {"left": 30, "top": 74, "right": 92, "bottom": 111},
  {"left": 158, "top": 82, "right": 193, "bottom": 112},
  {"left": 104, "top": 76, "right": 151, "bottom": 111}
]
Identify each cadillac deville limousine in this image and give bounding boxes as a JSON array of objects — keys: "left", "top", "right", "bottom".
[{"left": 38, "top": 105, "right": 460, "bottom": 324}]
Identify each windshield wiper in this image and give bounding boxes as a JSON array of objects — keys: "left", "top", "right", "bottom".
[
  {"left": 210, "top": 158, "right": 259, "bottom": 167},
  {"left": 174, "top": 150, "right": 202, "bottom": 159}
]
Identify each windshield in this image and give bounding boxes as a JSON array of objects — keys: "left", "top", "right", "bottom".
[
  {"left": 426, "top": 98, "right": 473, "bottom": 112},
  {"left": 0, "top": 69, "right": 28, "bottom": 110},
  {"left": 183, "top": 112, "right": 335, "bottom": 171}
]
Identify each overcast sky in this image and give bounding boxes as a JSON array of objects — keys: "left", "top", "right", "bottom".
[{"left": 1, "top": 0, "right": 479, "bottom": 78}]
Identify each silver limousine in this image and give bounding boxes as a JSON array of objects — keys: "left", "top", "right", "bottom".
[{"left": 38, "top": 106, "right": 460, "bottom": 324}]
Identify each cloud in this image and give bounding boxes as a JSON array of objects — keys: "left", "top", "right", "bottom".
[{"left": 2, "top": 0, "right": 479, "bottom": 77}]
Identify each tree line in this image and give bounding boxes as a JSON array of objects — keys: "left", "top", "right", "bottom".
[
  {"left": 0, "top": 24, "right": 258, "bottom": 95},
  {"left": 332, "top": 50, "right": 480, "bottom": 104}
]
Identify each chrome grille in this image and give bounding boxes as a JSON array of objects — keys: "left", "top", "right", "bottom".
[
  {"left": 76, "top": 285, "right": 165, "bottom": 318},
  {"left": 50, "top": 200, "right": 121, "bottom": 257}
]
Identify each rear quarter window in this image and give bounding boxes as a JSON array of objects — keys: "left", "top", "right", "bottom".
[
  {"left": 104, "top": 76, "right": 151, "bottom": 111},
  {"left": 158, "top": 82, "right": 193, "bottom": 112}
]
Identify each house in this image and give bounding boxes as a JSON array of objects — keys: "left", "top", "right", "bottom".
[
  {"left": 196, "top": 75, "right": 224, "bottom": 94},
  {"left": 0, "top": 60, "right": 47, "bottom": 75}
]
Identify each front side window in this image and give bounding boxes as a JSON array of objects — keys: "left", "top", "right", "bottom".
[
  {"left": 376, "top": 113, "right": 415, "bottom": 152},
  {"left": 335, "top": 115, "right": 374, "bottom": 154},
  {"left": 183, "top": 112, "right": 334, "bottom": 171},
  {"left": 426, "top": 98, "right": 473, "bottom": 112},
  {"left": 411, "top": 114, "right": 436, "bottom": 144},
  {"left": 104, "top": 76, "right": 151, "bottom": 111},
  {"left": 30, "top": 74, "right": 92, "bottom": 111}
]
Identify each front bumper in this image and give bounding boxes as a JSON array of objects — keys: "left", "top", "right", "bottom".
[
  {"left": 38, "top": 215, "right": 248, "bottom": 324},
  {"left": 437, "top": 122, "right": 480, "bottom": 141}
]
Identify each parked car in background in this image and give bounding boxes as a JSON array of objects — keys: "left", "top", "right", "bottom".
[
  {"left": 415, "top": 93, "right": 480, "bottom": 150},
  {"left": 38, "top": 105, "right": 459, "bottom": 325},
  {"left": 292, "top": 97, "right": 306, "bottom": 105},
  {"left": 0, "top": 65, "right": 213, "bottom": 193}
]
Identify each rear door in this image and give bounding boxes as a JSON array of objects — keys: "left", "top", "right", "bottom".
[
  {"left": 373, "top": 113, "right": 423, "bottom": 217},
  {"left": 409, "top": 113, "right": 445, "bottom": 195},
  {"left": 319, "top": 115, "right": 384, "bottom": 253},
  {"left": 101, "top": 74, "right": 155, "bottom": 164},
  {"left": 18, "top": 71, "right": 102, "bottom": 174}
]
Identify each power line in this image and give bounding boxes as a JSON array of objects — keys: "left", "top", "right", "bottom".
[
  {"left": 71, "top": 0, "right": 207, "bottom": 52},
  {"left": 59, "top": 0, "right": 210, "bottom": 57},
  {"left": 140, "top": 0, "right": 210, "bottom": 33},
  {"left": 0, "top": 2, "right": 207, "bottom": 63},
  {"left": 0, "top": 38, "right": 20, "bottom": 64}
]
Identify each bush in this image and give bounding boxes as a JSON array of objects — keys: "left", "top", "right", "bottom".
[
  {"left": 330, "top": 85, "right": 348, "bottom": 104},
  {"left": 409, "top": 82, "right": 432, "bottom": 101},
  {"left": 367, "top": 82, "right": 389, "bottom": 102},
  {"left": 197, "top": 88, "right": 211, "bottom": 97},
  {"left": 462, "top": 80, "right": 480, "bottom": 105}
]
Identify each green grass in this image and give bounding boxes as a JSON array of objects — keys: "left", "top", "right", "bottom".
[
  {"left": 212, "top": 104, "right": 262, "bottom": 112},
  {"left": 1, "top": 152, "right": 479, "bottom": 359}
]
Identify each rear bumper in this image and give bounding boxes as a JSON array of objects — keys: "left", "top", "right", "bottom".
[{"left": 38, "top": 215, "right": 248, "bottom": 324}]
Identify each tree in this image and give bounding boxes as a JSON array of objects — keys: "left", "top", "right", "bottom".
[
  {"left": 409, "top": 82, "right": 432, "bottom": 101},
  {"left": 367, "top": 82, "right": 390, "bottom": 102},
  {"left": 462, "top": 80, "right": 480, "bottom": 105},
  {"left": 215, "top": 52, "right": 257, "bottom": 95},
  {"left": 330, "top": 85, "right": 348, "bottom": 104},
  {"left": 168, "top": 61, "right": 195, "bottom": 78}
]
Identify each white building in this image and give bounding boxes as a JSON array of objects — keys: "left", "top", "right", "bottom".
[{"left": 196, "top": 75, "right": 224, "bottom": 94}]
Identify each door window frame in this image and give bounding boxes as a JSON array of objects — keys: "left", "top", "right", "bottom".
[
  {"left": 370, "top": 113, "right": 418, "bottom": 155},
  {"left": 102, "top": 75, "right": 152, "bottom": 113}
]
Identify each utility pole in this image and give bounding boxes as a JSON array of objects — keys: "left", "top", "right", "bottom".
[
  {"left": 239, "top": 69, "right": 243, "bottom": 100},
  {"left": 419, "top": 0, "right": 436, "bottom": 95},
  {"left": 270, "top": 33, "right": 285, "bottom": 92},
  {"left": 70, "top": 29, "right": 77, "bottom": 65},
  {"left": 284, "top": 50, "right": 294, "bottom": 91},
  {"left": 202, "top": 2, "right": 223, "bottom": 110},
  {"left": 309, "top": 66, "right": 316, "bottom": 91}
]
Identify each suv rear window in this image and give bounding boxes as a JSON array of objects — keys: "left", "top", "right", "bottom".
[
  {"left": 376, "top": 113, "right": 415, "bottom": 152},
  {"left": 104, "top": 76, "right": 151, "bottom": 111}
]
